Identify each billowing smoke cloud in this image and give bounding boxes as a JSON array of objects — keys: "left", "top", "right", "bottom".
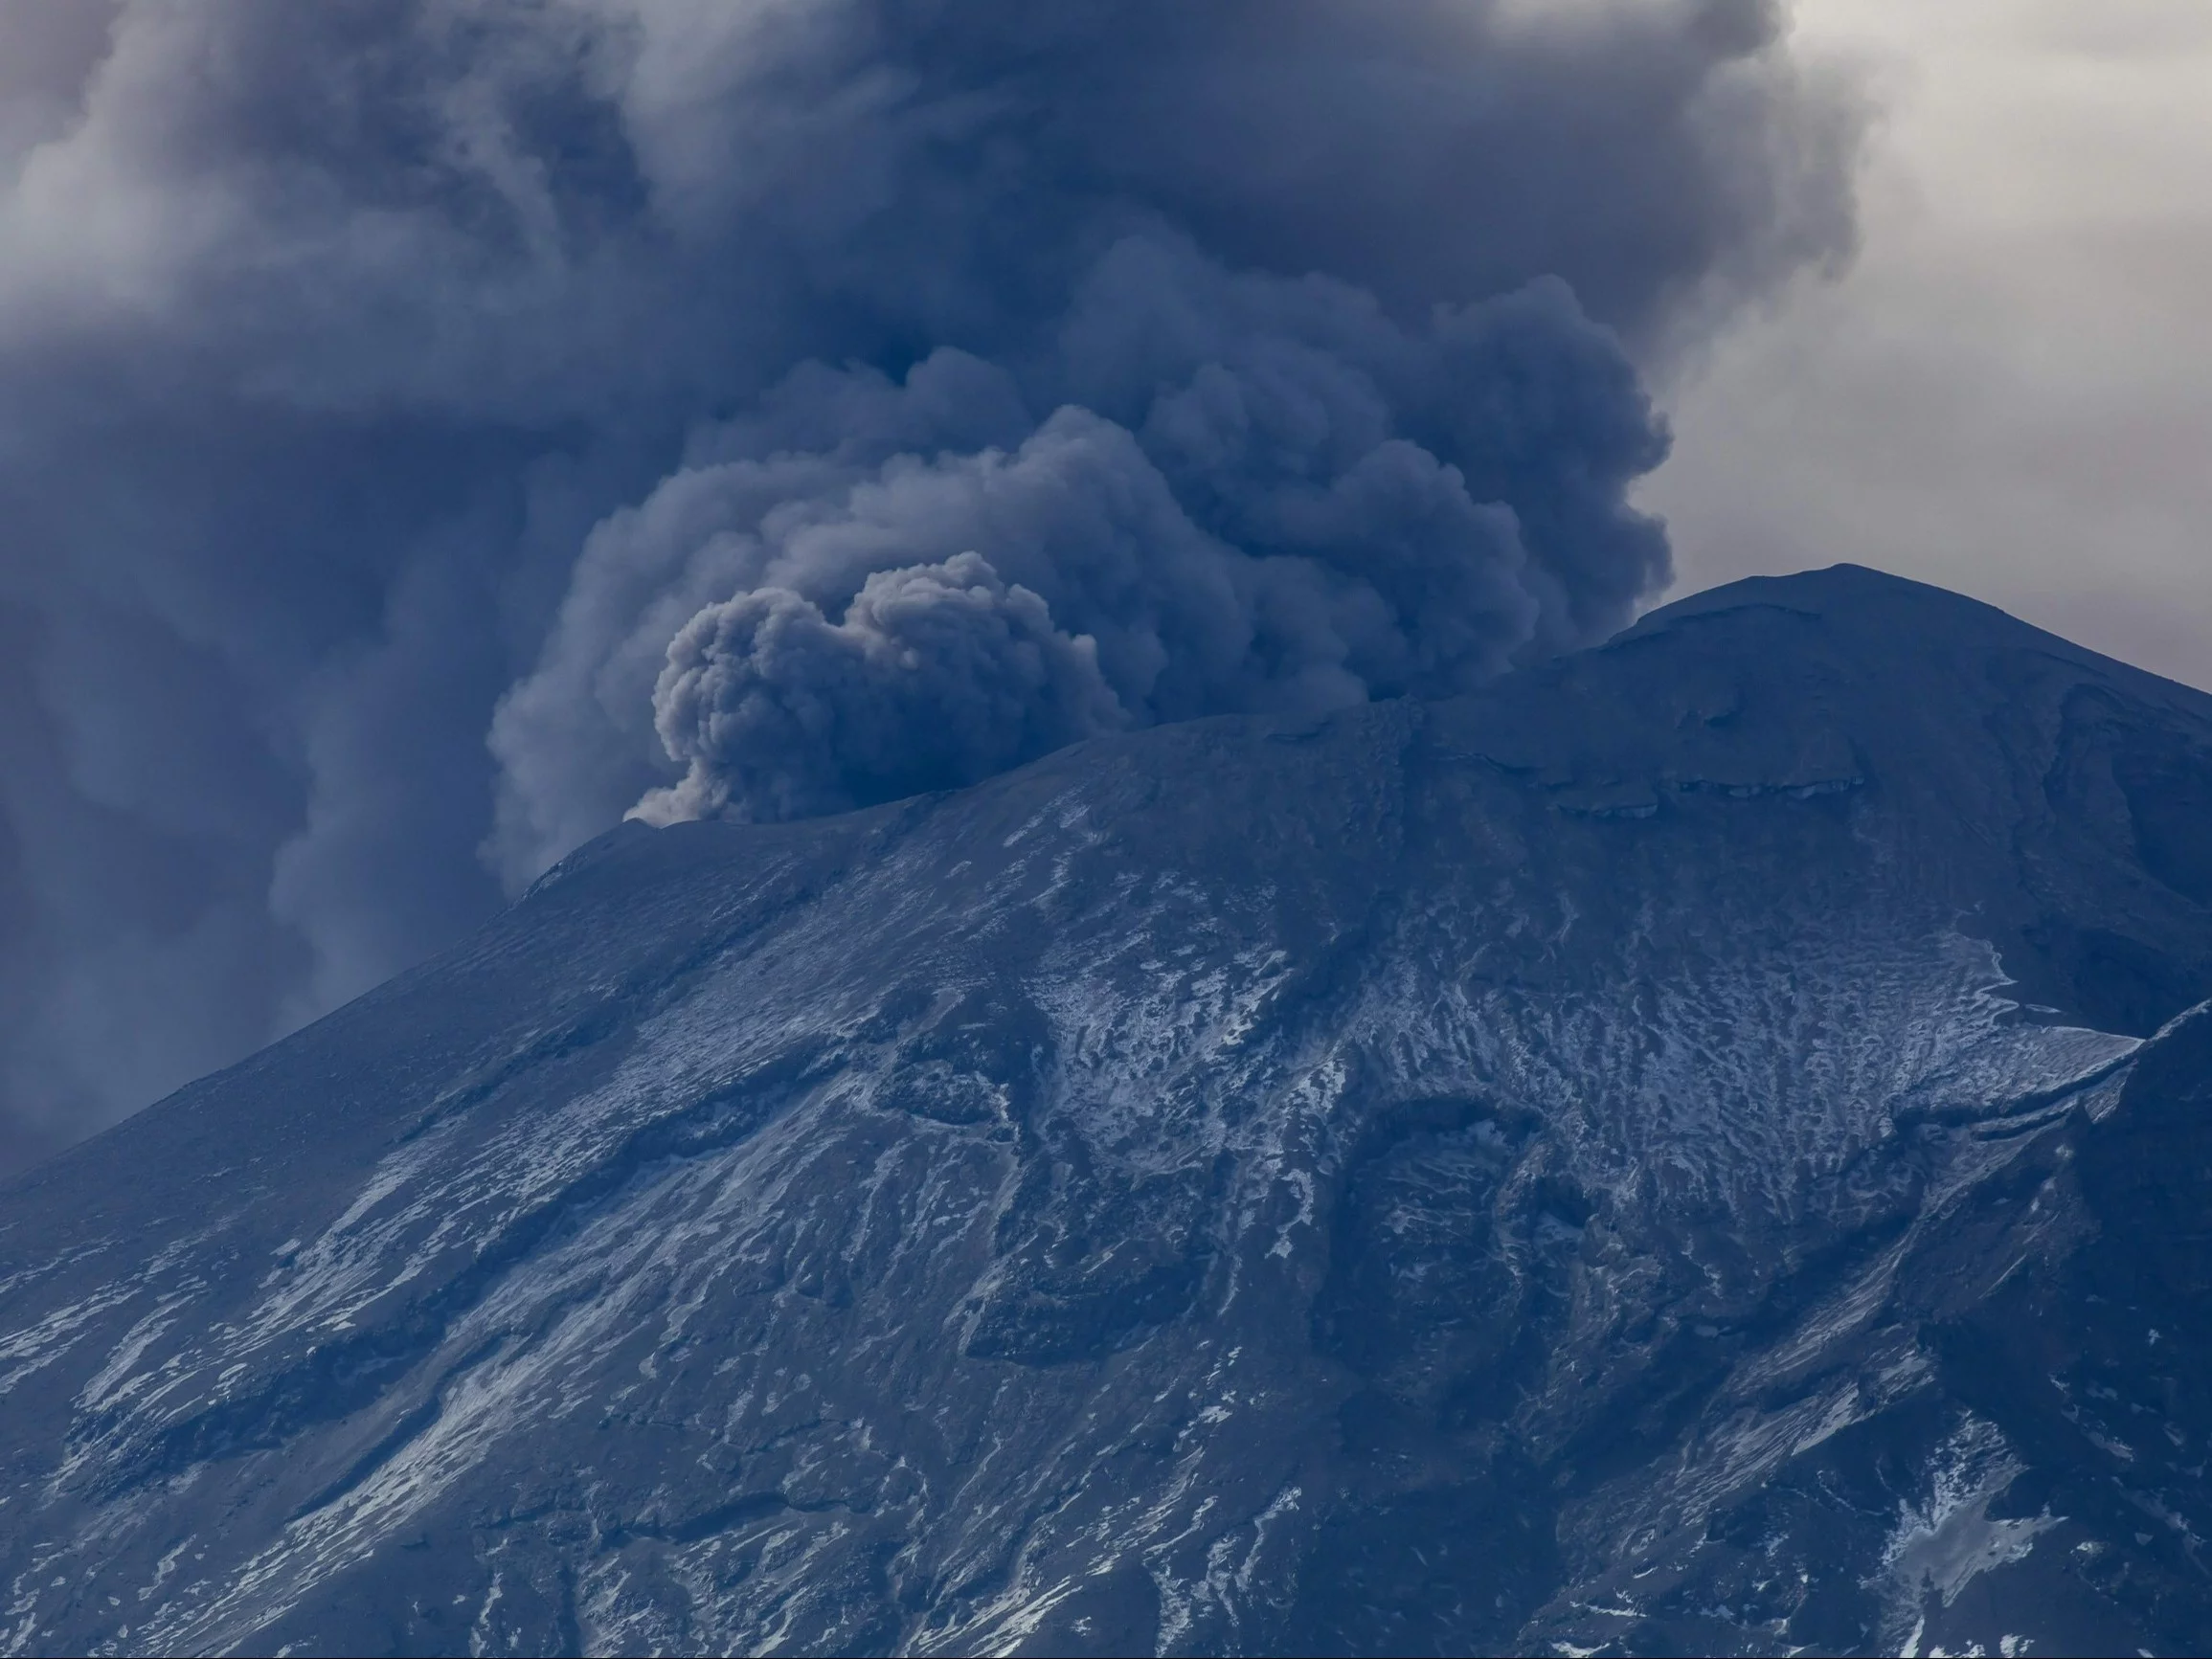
[
  {"left": 646, "top": 550, "right": 1128, "bottom": 825},
  {"left": 0, "top": 0, "right": 1860, "bottom": 1167},
  {"left": 498, "top": 246, "right": 1670, "bottom": 846}
]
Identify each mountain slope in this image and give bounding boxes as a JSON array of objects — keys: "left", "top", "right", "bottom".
[{"left": 5, "top": 565, "right": 2212, "bottom": 1655}]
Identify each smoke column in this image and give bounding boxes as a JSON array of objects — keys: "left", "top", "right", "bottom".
[{"left": 0, "top": 0, "right": 1860, "bottom": 1169}]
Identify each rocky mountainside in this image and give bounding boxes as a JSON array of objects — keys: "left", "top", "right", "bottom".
[{"left": 6, "top": 565, "right": 2212, "bottom": 1656}]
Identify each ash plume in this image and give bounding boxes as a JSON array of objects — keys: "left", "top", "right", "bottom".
[{"left": 0, "top": 0, "right": 1860, "bottom": 1165}]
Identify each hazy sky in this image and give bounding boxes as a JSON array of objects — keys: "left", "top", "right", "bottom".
[{"left": 1646, "top": 0, "right": 2212, "bottom": 689}]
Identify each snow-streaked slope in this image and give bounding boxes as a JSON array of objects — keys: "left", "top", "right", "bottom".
[{"left": 6, "top": 565, "right": 2212, "bottom": 1656}]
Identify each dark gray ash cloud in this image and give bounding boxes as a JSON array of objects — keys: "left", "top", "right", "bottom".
[
  {"left": 513, "top": 247, "right": 1672, "bottom": 841},
  {"left": 0, "top": 0, "right": 1861, "bottom": 1167}
]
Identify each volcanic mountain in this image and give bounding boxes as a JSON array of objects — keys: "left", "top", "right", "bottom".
[{"left": 5, "top": 565, "right": 2212, "bottom": 1656}]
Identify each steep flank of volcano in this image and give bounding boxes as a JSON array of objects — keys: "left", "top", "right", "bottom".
[{"left": 4, "top": 567, "right": 2212, "bottom": 1657}]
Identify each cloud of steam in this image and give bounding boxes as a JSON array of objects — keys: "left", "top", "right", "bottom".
[{"left": 0, "top": 0, "right": 1861, "bottom": 1166}]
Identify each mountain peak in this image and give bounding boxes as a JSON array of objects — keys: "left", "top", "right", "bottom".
[
  {"left": 1628, "top": 563, "right": 2210, "bottom": 708},
  {"left": 1649, "top": 558, "right": 1996, "bottom": 619},
  {"left": 1626, "top": 561, "right": 2056, "bottom": 664}
]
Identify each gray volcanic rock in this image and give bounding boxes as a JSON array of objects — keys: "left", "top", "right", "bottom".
[{"left": 5, "top": 565, "right": 2212, "bottom": 1655}]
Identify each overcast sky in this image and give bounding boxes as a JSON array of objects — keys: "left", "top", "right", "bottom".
[{"left": 1646, "top": 0, "right": 2212, "bottom": 690}]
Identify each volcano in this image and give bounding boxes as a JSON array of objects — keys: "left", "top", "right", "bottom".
[{"left": 5, "top": 565, "right": 2212, "bottom": 1656}]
